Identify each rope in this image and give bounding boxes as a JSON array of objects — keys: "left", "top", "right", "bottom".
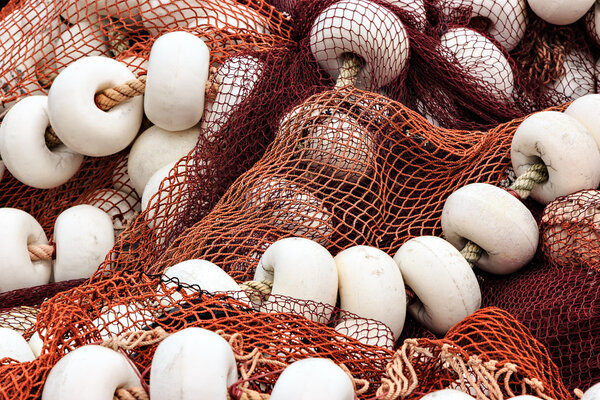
[
  {"left": 113, "top": 387, "right": 149, "bottom": 400},
  {"left": 101, "top": 326, "right": 168, "bottom": 352},
  {"left": 240, "top": 280, "right": 273, "bottom": 303},
  {"left": 460, "top": 240, "right": 484, "bottom": 268},
  {"left": 508, "top": 162, "right": 549, "bottom": 200},
  {"left": 95, "top": 76, "right": 147, "bottom": 111},
  {"left": 335, "top": 54, "right": 364, "bottom": 89},
  {"left": 28, "top": 243, "right": 54, "bottom": 261}
]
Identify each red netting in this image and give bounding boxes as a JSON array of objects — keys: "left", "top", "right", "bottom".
[
  {"left": 479, "top": 263, "right": 600, "bottom": 393},
  {"left": 0, "top": 271, "right": 395, "bottom": 398},
  {"left": 540, "top": 189, "right": 600, "bottom": 272},
  {"left": 375, "top": 307, "right": 573, "bottom": 400},
  {"left": 0, "top": 0, "right": 293, "bottom": 235},
  {"left": 105, "top": 87, "right": 524, "bottom": 283}
]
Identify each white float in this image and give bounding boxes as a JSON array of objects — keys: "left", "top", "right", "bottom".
[
  {"left": 243, "top": 177, "right": 333, "bottom": 245},
  {"left": 200, "top": 55, "right": 264, "bottom": 141},
  {"left": 582, "top": 382, "right": 600, "bottom": 400},
  {"left": 53, "top": 205, "right": 115, "bottom": 282},
  {"left": 393, "top": 236, "right": 481, "bottom": 334},
  {"left": 548, "top": 50, "right": 594, "bottom": 101},
  {"left": 302, "top": 112, "right": 375, "bottom": 182},
  {"left": 441, "top": 183, "right": 539, "bottom": 274},
  {"left": 0, "top": 208, "right": 52, "bottom": 293},
  {"left": 439, "top": 0, "right": 527, "bottom": 51},
  {"left": 564, "top": 94, "right": 600, "bottom": 148},
  {"left": 420, "top": 389, "right": 476, "bottom": 399},
  {"left": 159, "top": 259, "right": 250, "bottom": 305},
  {"left": 128, "top": 124, "right": 199, "bottom": 197},
  {"left": 0, "top": 328, "right": 35, "bottom": 362},
  {"left": 585, "top": 3, "right": 600, "bottom": 46},
  {"left": 0, "top": 95, "right": 83, "bottom": 189},
  {"left": 41, "top": 345, "right": 140, "bottom": 400},
  {"left": 511, "top": 111, "right": 600, "bottom": 204},
  {"left": 438, "top": 27, "right": 514, "bottom": 101},
  {"left": 48, "top": 56, "right": 144, "bottom": 157},
  {"left": 527, "top": 0, "right": 594, "bottom": 25},
  {"left": 253, "top": 237, "right": 338, "bottom": 323},
  {"left": 150, "top": 328, "right": 238, "bottom": 400},
  {"left": 270, "top": 358, "right": 354, "bottom": 400},
  {"left": 334, "top": 246, "right": 406, "bottom": 340},
  {"left": 310, "top": 0, "right": 409, "bottom": 90},
  {"left": 144, "top": 31, "right": 210, "bottom": 131}
]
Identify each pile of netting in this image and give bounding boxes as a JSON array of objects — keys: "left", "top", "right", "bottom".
[
  {"left": 0, "top": 0, "right": 598, "bottom": 398},
  {"left": 0, "top": 272, "right": 577, "bottom": 399}
]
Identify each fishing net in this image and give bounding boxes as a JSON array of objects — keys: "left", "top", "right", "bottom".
[
  {"left": 106, "top": 86, "right": 528, "bottom": 283},
  {"left": 540, "top": 189, "right": 600, "bottom": 272},
  {"left": 0, "top": 0, "right": 293, "bottom": 234},
  {"left": 479, "top": 263, "right": 600, "bottom": 393},
  {"left": 376, "top": 307, "right": 574, "bottom": 400},
  {"left": 0, "top": 271, "right": 395, "bottom": 398}
]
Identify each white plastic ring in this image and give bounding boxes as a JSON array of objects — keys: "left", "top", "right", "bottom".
[
  {"left": 511, "top": 111, "right": 600, "bottom": 204},
  {"left": 0, "top": 95, "right": 83, "bottom": 189},
  {"left": 0, "top": 208, "right": 52, "bottom": 293},
  {"left": 393, "top": 236, "right": 481, "bottom": 334},
  {"left": 441, "top": 183, "right": 539, "bottom": 274},
  {"left": 48, "top": 56, "right": 144, "bottom": 157},
  {"left": 309, "top": 0, "right": 409, "bottom": 90}
]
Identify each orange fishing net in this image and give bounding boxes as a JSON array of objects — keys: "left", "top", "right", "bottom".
[{"left": 0, "top": 0, "right": 293, "bottom": 236}]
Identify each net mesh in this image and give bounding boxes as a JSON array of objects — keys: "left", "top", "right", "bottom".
[{"left": 0, "top": 0, "right": 598, "bottom": 397}]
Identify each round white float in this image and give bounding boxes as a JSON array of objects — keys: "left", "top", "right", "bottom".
[
  {"left": 548, "top": 50, "right": 594, "bottom": 101},
  {"left": 511, "top": 111, "right": 600, "bottom": 204},
  {"left": 150, "top": 327, "right": 238, "bottom": 400},
  {"left": 41, "top": 345, "right": 140, "bottom": 400},
  {"left": 0, "top": 95, "right": 83, "bottom": 189},
  {"left": 582, "top": 382, "right": 600, "bottom": 400},
  {"left": 564, "top": 94, "right": 600, "bottom": 148},
  {"left": 334, "top": 245, "right": 406, "bottom": 340},
  {"left": 302, "top": 112, "right": 375, "bottom": 182},
  {"left": 441, "top": 183, "right": 539, "bottom": 274},
  {"left": 254, "top": 237, "right": 338, "bottom": 323},
  {"left": 393, "top": 236, "right": 481, "bottom": 334},
  {"left": 48, "top": 56, "right": 144, "bottom": 157},
  {"left": 144, "top": 31, "right": 210, "bottom": 131},
  {"left": 439, "top": 0, "right": 527, "bottom": 51},
  {"left": 270, "top": 358, "right": 354, "bottom": 400},
  {"left": 438, "top": 27, "right": 514, "bottom": 101},
  {"left": 0, "top": 328, "right": 35, "bottom": 362},
  {"left": 53, "top": 205, "right": 115, "bottom": 282},
  {"left": 243, "top": 177, "right": 333, "bottom": 245},
  {"left": 200, "top": 55, "right": 264, "bottom": 141},
  {"left": 0, "top": 208, "right": 52, "bottom": 293},
  {"left": 527, "top": 0, "right": 594, "bottom": 25},
  {"left": 309, "top": 0, "right": 409, "bottom": 90},
  {"left": 128, "top": 124, "right": 199, "bottom": 197},
  {"left": 160, "top": 259, "right": 250, "bottom": 305}
]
